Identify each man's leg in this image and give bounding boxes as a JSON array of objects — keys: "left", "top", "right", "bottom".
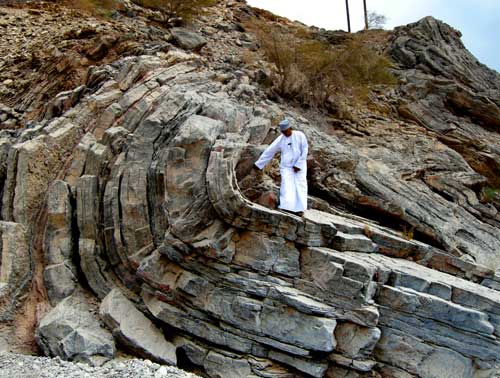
[
  {"left": 294, "top": 170, "right": 308, "bottom": 214},
  {"left": 278, "top": 168, "right": 296, "bottom": 211}
]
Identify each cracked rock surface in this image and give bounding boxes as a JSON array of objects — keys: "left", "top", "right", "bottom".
[{"left": 0, "top": 1, "right": 499, "bottom": 378}]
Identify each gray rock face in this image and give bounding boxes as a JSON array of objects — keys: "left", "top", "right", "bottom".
[
  {"left": 233, "top": 231, "right": 300, "bottom": 277},
  {"left": 390, "top": 16, "right": 500, "bottom": 94},
  {"left": 36, "top": 294, "right": 115, "bottom": 363},
  {"left": 1, "top": 120, "right": 82, "bottom": 226},
  {"left": 14, "top": 51, "right": 497, "bottom": 378},
  {"left": 0, "top": 8, "right": 499, "bottom": 378},
  {"left": 43, "top": 181, "right": 77, "bottom": 305},
  {"left": 203, "top": 351, "right": 253, "bottom": 378},
  {"left": 334, "top": 323, "right": 381, "bottom": 359},
  {"left": 75, "top": 175, "right": 115, "bottom": 299},
  {"left": 99, "top": 289, "right": 177, "bottom": 365},
  {"left": 0, "top": 221, "right": 30, "bottom": 320},
  {"left": 386, "top": 16, "right": 500, "bottom": 265}
]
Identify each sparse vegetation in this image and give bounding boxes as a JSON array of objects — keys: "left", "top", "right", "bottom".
[
  {"left": 244, "top": 18, "right": 396, "bottom": 113},
  {"left": 67, "top": 0, "right": 121, "bottom": 16},
  {"left": 402, "top": 225, "right": 415, "bottom": 240},
  {"left": 66, "top": 0, "right": 216, "bottom": 23},
  {"left": 482, "top": 186, "right": 500, "bottom": 203},
  {"left": 132, "top": 0, "right": 217, "bottom": 24}
]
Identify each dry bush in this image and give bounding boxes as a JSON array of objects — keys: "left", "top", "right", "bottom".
[
  {"left": 245, "top": 18, "right": 396, "bottom": 113},
  {"left": 69, "top": 0, "right": 217, "bottom": 23},
  {"left": 67, "top": 0, "right": 120, "bottom": 16},
  {"left": 132, "top": 0, "right": 217, "bottom": 23},
  {"left": 402, "top": 225, "right": 415, "bottom": 240},
  {"left": 240, "top": 50, "right": 259, "bottom": 67},
  {"left": 250, "top": 7, "right": 288, "bottom": 23}
]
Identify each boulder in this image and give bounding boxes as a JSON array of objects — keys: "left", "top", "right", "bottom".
[
  {"left": 99, "top": 289, "right": 177, "bottom": 365},
  {"left": 36, "top": 294, "right": 115, "bottom": 363},
  {"left": 171, "top": 28, "right": 207, "bottom": 51},
  {"left": 334, "top": 323, "right": 381, "bottom": 359}
]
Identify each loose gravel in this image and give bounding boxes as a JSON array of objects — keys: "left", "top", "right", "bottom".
[{"left": 0, "top": 353, "right": 199, "bottom": 378}]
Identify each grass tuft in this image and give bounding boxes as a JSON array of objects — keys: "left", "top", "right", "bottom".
[{"left": 244, "top": 18, "right": 396, "bottom": 113}]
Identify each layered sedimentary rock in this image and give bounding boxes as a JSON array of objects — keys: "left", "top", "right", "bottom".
[
  {"left": 0, "top": 221, "right": 30, "bottom": 321},
  {"left": 0, "top": 2, "right": 499, "bottom": 377},
  {"left": 0, "top": 52, "right": 493, "bottom": 376}
]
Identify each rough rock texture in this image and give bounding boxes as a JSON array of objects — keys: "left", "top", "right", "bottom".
[
  {"left": 36, "top": 294, "right": 115, "bottom": 364},
  {"left": 0, "top": 221, "right": 30, "bottom": 320},
  {"left": 0, "top": 1, "right": 499, "bottom": 377},
  {"left": 0, "top": 353, "right": 199, "bottom": 378},
  {"left": 100, "top": 289, "right": 177, "bottom": 365},
  {"left": 386, "top": 16, "right": 500, "bottom": 263},
  {"left": 43, "top": 180, "right": 77, "bottom": 305},
  {"left": 171, "top": 28, "right": 208, "bottom": 51}
]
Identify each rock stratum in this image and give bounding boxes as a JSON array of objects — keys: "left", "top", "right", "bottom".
[{"left": 0, "top": 1, "right": 499, "bottom": 378}]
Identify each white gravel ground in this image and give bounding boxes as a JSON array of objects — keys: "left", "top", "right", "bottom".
[{"left": 0, "top": 353, "right": 199, "bottom": 378}]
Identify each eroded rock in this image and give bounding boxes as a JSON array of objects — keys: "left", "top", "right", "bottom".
[
  {"left": 0, "top": 221, "right": 30, "bottom": 320},
  {"left": 0, "top": 7, "right": 498, "bottom": 378},
  {"left": 99, "top": 289, "right": 177, "bottom": 365},
  {"left": 36, "top": 294, "right": 115, "bottom": 363}
]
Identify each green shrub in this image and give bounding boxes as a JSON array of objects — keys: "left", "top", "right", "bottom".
[
  {"left": 245, "top": 18, "right": 396, "bottom": 112},
  {"left": 483, "top": 186, "right": 500, "bottom": 203}
]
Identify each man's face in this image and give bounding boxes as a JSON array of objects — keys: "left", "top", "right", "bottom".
[{"left": 282, "top": 128, "right": 292, "bottom": 137}]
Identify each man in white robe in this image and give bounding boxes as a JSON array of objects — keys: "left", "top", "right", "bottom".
[{"left": 253, "top": 119, "right": 308, "bottom": 215}]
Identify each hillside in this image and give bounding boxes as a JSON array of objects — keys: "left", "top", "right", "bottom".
[{"left": 0, "top": 1, "right": 499, "bottom": 377}]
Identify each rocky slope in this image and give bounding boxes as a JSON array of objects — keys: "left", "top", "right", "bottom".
[
  {"left": 0, "top": 1, "right": 499, "bottom": 377},
  {"left": 0, "top": 352, "right": 198, "bottom": 378}
]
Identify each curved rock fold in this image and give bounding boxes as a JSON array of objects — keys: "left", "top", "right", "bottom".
[{"left": 0, "top": 4, "right": 499, "bottom": 378}]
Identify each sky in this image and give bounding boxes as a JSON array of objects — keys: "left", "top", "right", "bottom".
[{"left": 247, "top": 0, "right": 500, "bottom": 72}]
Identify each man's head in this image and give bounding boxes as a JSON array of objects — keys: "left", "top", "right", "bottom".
[{"left": 279, "top": 119, "right": 292, "bottom": 137}]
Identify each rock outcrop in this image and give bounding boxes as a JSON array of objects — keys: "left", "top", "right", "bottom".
[
  {"left": 0, "top": 1, "right": 499, "bottom": 377},
  {"left": 0, "top": 221, "right": 30, "bottom": 321},
  {"left": 36, "top": 294, "right": 115, "bottom": 364},
  {"left": 100, "top": 289, "right": 177, "bottom": 365}
]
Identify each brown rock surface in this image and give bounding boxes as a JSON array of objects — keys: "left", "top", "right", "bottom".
[{"left": 0, "top": 1, "right": 499, "bottom": 377}]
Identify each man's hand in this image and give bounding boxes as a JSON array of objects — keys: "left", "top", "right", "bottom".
[
  {"left": 293, "top": 166, "right": 300, "bottom": 173},
  {"left": 252, "top": 164, "right": 263, "bottom": 178}
]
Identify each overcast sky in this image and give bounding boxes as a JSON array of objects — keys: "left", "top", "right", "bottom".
[{"left": 247, "top": 0, "right": 500, "bottom": 72}]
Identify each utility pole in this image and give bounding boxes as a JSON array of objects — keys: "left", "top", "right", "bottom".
[
  {"left": 363, "top": 0, "right": 369, "bottom": 30},
  {"left": 345, "top": 0, "right": 351, "bottom": 33}
]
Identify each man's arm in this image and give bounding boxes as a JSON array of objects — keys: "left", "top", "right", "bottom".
[
  {"left": 254, "top": 135, "right": 282, "bottom": 170},
  {"left": 293, "top": 133, "right": 308, "bottom": 172}
]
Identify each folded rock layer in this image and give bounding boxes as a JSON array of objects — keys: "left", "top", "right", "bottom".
[{"left": 0, "top": 1, "right": 499, "bottom": 377}]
